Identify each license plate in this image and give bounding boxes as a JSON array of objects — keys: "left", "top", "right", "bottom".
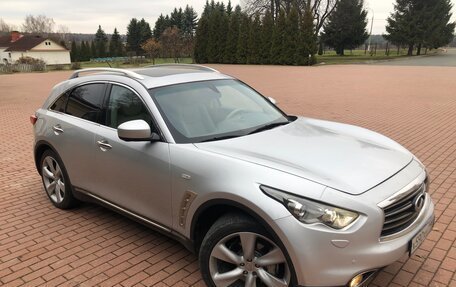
[{"left": 409, "top": 216, "right": 434, "bottom": 256}]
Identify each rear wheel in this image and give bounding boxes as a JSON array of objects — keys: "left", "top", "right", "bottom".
[
  {"left": 199, "top": 213, "right": 293, "bottom": 287},
  {"left": 40, "top": 150, "right": 78, "bottom": 209}
]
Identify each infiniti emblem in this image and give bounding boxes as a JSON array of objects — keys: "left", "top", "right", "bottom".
[{"left": 413, "top": 192, "right": 426, "bottom": 212}]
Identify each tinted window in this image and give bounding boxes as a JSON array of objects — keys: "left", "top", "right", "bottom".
[
  {"left": 106, "top": 85, "right": 154, "bottom": 130},
  {"left": 49, "top": 92, "right": 68, "bottom": 112},
  {"left": 66, "top": 84, "right": 105, "bottom": 122}
]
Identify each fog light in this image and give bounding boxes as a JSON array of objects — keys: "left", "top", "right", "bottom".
[{"left": 349, "top": 274, "right": 363, "bottom": 287}]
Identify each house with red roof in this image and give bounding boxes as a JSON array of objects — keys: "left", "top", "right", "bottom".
[{"left": 0, "top": 31, "right": 71, "bottom": 65}]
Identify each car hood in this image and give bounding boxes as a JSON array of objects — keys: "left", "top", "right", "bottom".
[{"left": 194, "top": 117, "right": 413, "bottom": 195}]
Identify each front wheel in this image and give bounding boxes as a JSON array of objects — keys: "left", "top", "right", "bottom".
[{"left": 199, "top": 213, "right": 294, "bottom": 287}]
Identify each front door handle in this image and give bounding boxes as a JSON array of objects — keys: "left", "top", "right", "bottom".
[
  {"left": 52, "top": 125, "right": 64, "bottom": 134},
  {"left": 97, "top": 140, "right": 112, "bottom": 151}
]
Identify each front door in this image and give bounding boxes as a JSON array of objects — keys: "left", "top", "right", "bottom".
[{"left": 93, "top": 84, "right": 172, "bottom": 227}]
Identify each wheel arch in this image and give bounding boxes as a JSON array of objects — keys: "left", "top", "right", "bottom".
[
  {"left": 191, "top": 198, "right": 298, "bottom": 284},
  {"left": 34, "top": 140, "right": 59, "bottom": 175}
]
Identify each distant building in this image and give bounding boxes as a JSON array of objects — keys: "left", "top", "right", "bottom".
[{"left": 0, "top": 31, "right": 71, "bottom": 65}]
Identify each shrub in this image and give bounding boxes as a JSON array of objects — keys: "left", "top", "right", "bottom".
[
  {"left": 15, "top": 56, "right": 46, "bottom": 72},
  {"left": 71, "top": 62, "right": 81, "bottom": 70},
  {"left": 54, "top": 64, "right": 65, "bottom": 70},
  {"left": 15, "top": 56, "right": 45, "bottom": 65}
]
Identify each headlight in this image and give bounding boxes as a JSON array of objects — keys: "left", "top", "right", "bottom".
[{"left": 261, "top": 185, "right": 359, "bottom": 229}]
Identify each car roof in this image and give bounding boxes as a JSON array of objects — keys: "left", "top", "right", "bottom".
[{"left": 69, "top": 64, "right": 233, "bottom": 89}]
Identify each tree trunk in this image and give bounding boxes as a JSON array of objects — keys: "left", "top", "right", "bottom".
[
  {"left": 337, "top": 47, "right": 344, "bottom": 56},
  {"left": 407, "top": 44, "right": 414, "bottom": 56},
  {"left": 417, "top": 43, "right": 422, "bottom": 55}
]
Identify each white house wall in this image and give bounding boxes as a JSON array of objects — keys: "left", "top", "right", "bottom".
[
  {"left": 0, "top": 47, "right": 11, "bottom": 64},
  {"left": 10, "top": 51, "right": 71, "bottom": 65},
  {"left": 33, "top": 40, "right": 66, "bottom": 51}
]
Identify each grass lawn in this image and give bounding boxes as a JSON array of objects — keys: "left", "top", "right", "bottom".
[
  {"left": 316, "top": 49, "right": 439, "bottom": 65},
  {"left": 77, "top": 58, "right": 193, "bottom": 69}
]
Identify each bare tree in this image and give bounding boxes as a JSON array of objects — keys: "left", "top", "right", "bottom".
[
  {"left": 160, "top": 27, "right": 184, "bottom": 63},
  {"left": 0, "top": 18, "right": 17, "bottom": 33},
  {"left": 22, "top": 14, "right": 55, "bottom": 35},
  {"left": 141, "top": 38, "right": 162, "bottom": 65},
  {"left": 243, "top": 0, "right": 339, "bottom": 35},
  {"left": 56, "top": 24, "right": 71, "bottom": 42},
  {"left": 310, "top": 0, "right": 339, "bottom": 35}
]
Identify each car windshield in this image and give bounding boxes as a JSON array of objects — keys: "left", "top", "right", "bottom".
[{"left": 148, "top": 79, "right": 290, "bottom": 143}]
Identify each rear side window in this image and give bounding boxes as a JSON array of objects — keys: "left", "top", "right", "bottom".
[
  {"left": 49, "top": 92, "right": 68, "bottom": 112},
  {"left": 66, "top": 84, "right": 105, "bottom": 122}
]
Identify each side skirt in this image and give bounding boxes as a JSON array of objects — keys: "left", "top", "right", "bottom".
[{"left": 73, "top": 187, "right": 195, "bottom": 252}]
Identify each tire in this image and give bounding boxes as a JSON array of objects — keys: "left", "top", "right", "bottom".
[
  {"left": 199, "top": 213, "right": 295, "bottom": 287},
  {"left": 40, "top": 149, "right": 78, "bottom": 209}
]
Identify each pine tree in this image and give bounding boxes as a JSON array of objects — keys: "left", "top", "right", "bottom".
[
  {"left": 260, "top": 10, "right": 274, "bottom": 64},
  {"left": 386, "top": 0, "right": 455, "bottom": 55},
  {"left": 125, "top": 18, "right": 152, "bottom": 55},
  {"left": 218, "top": 6, "right": 230, "bottom": 61},
  {"left": 284, "top": 6, "right": 300, "bottom": 65},
  {"left": 226, "top": 0, "right": 233, "bottom": 16},
  {"left": 223, "top": 5, "right": 242, "bottom": 63},
  {"left": 127, "top": 18, "right": 141, "bottom": 55},
  {"left": 109, "top": 28, "right": 123, "bottom": 57},
  {"left": 423, "top": 0, "right": 455, "bottom": 50},
  {"left": 194, "top": 1, "right": 211, "bottom": 63},
  {"left": 90, "top": 41, "right": 97, "bottom": 58},
  {"left": 170, "top": 8, "right": 185, "bottom": 30},
  {"left": 80, "top": 41, "right": 89, "bottom": 61},
  {"left": 78, "top": 41, "right": 85, "bottom": 61},
  {"left": 95, "top": 25, "right": 108, "bottom": 57},
  {"left": 298, "top": 3, "right": 318, "bottom": 65},
  {"left": 270, "top": 10, "right": 287, "bottom": 64},
  {"left": 183, "top": 5, "right": 198, "bottom": 38},
  {"left": 248, "top": 13, "right": 262, "bottom": 64},
  {"left": 138, "top": 18, "right": 152, "bottom": 52},
  {"left": 70, "top": 40, "right": 79, "bottom": 62},
  {"left": 153, "top": 14, "right": 170, "bottom": 39},
  {"left": 322, "top": 0, "right": 368, "bottom": 56},
  {"left": 385, "top": 0, "right": 420, "bottom": 55},
  {"left": 236, "top": 13, "right": 250, "bottom": 64},
  {"left": 207, "top": 2, "right": 225, "bottom": 63}
]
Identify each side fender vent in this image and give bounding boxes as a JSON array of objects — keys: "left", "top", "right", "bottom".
[{"left": 179, "top": 190, "right": 197, "bottom": 227}]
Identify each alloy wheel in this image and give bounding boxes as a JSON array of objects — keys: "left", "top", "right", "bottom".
[
  {"left": 42, "top": 156, "right": 65, "bottom": 203},
  {"left": 209, "top": 232, "right": 290, "bottom": 287}
]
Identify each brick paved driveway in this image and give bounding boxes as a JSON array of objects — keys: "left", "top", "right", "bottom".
[{"left": 0, "top": 65, "right": 455, "bottom": 286}]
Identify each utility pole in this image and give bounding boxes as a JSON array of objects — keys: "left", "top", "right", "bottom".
[{"left": 367, "top": 8, "right": 374, "bottom": 53}]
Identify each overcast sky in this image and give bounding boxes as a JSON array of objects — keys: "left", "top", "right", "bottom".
[{"left": 1, "top": 0, "right": 456, "bottom": 35}]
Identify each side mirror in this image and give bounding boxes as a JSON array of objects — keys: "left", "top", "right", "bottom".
[
  {"left": 268, "top": 97, "right": 277, "bottom": 105},
  {"left": 117, "top": 120, "right": 159, "bottom": 142}
]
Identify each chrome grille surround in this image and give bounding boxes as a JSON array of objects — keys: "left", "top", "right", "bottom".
[{"left": 378, "top": 172, "right": 428, "bottom": 240}]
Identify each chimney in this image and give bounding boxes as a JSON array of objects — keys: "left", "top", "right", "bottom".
[{"left": 11, "top": 31, "right": 22, "bottom": 42}]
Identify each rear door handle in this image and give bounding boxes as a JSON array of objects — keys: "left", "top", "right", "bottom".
[
  {"left": 52, "top": 125, "right": 64, "bottom": 134},
  {"left": 97, "top": 140, "right": 112, "bottom": 151}
]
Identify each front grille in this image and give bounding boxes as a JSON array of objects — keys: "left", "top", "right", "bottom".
[{"left": 381, "top": 183, "right": 426, "bottom": 237}]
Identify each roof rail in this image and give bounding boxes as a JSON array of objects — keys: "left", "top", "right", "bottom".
[
  {"left": 70, "top": 68, "right": 145, "bottom": 80},
  {"left": 144, "top": 64, "right": 219, "bottom": 73}
]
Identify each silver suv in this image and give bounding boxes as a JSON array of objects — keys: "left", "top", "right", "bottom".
[{"left": 32, "top": 65, "right": 434, "bottom": 287}]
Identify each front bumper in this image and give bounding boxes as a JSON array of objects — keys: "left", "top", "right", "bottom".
[{"left": 274, "top": 192, "right": 434, "bottom": 286}]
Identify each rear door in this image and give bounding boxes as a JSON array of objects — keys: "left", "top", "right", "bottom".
[
  {"left": 45, "top": 82, "right": 107, "bottom": 192},
  {"left": 93, "top": 83, "right": 172, "bottom": 227}
]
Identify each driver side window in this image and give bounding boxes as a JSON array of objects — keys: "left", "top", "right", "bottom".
[{"left": 106, "top": 85, "right": 154, "bottom": 130}]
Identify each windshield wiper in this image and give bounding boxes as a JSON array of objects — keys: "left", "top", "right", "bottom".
[
  {"left": 200, "top": 135, "right": 243, "bottom": 142},
  {"left": 247, "top": 121, "right": 290, "bottom": 135}
]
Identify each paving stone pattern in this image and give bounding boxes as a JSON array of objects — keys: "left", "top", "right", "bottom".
[{"left": 0, "top": 64, "right": 455, "bottom": 286}]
